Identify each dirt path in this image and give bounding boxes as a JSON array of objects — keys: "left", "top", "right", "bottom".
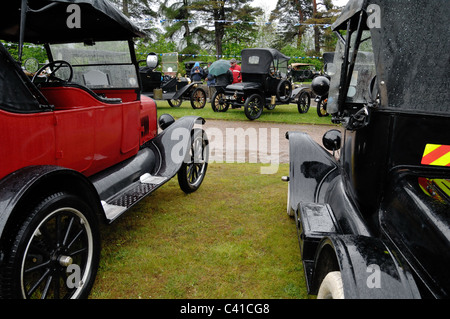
[{"left": 201, "top": 119, "right": 339, "bottom": 164}]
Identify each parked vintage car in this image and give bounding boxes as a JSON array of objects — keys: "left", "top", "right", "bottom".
[
  {"left": 140, "top": 53, "right": 207, "bottom": 109},
  {"left": 210, "top": 48, "right": 311, "bottom": 120},
  {"left": 285, "top": 0, "right": 449, "bottom": 298},
  {"left": 0, "top": 0, "right": 209, "bottom": 299},
  {"left": 290, "top": 63, "right": 321, "bottom": 82}
]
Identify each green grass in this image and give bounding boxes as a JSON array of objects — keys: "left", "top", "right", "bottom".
[
  {"left": 90, "top": 163, "right": 309, "bottom": 299},
  {"left": 155, "top": 100, "right": 333, "bottom": 126}
]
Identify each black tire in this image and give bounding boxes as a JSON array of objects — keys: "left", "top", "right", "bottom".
[
  {"left": 276, "top": 79, "right": 293, "bottom": 103},
  {"left": 244, "top": 94, "right": 264, "bottom": 120},
  {"left": 190, "top": 88, "right": 206, "bottom": 109},
  {"left": 168, "top": 99, "right": 182, "bottom": 107},
  {"left": 0, "top": 192, "right": 100, "bottom": 299},
  {"left": 178, "top": 129, "right": 209, "bottom": 194},
  {"left": 317, "top": 98, "right": 329, "bottom": 117},
  {"left": 297, "top": 91, "right": 311, "bottom": 114},
  {"left": 211, "top": 91, "right": 229, "bottom": 112}
]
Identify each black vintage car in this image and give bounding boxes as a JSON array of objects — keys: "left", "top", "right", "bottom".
[
  {"left": 290, "top": 63, "right": 321, "bottom": 82},
  {"left": 140, "top": 53, "right": 207, "bottom": 109},
  {"left": 211, "top": 48, "right": 311, "bottom": 120},
  {"left": 285, "top": 0, "right": 449, "bottom": 298}
]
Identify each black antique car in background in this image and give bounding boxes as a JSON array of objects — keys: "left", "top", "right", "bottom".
[
  {"left": 285, "top": 0, "right": 449, "bottom": 298},
  {"left": 211, "top": 48, "right": 311, "bottom": 120},
  {"left": 140, "top": 53, "right": 207, "bottom": 109},
  {"left": 290, "top": 63, "right": 321, "bottom": 82}
]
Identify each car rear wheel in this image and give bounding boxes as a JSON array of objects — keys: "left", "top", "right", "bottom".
[
  {"left": 211, "top": 91, "right": 229, "bottom": 112},
  {"left": 244, "top": 94, "right": 264, "bottom": 120},
  {"left": 190, "top": 88, "right": 207, "bottom": 109},
  {"left": 178, "top": 129, "right": 209, "bottom": 194},
  {"left": 168, "top": 99, "right": 183, "bottom": 107},
  {"left": 0, "top": 192, "right": 100, "bottom": 299}
]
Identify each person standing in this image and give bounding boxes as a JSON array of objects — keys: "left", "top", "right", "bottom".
[
  {"left": 229, "top": 58, "right": 241, "bottom": 84},
  {"left": 206, "top": 62, "right": 216, "bottom": 101},
  {"left": 190, "top": 62, "right": 204, "bottom": 82}
]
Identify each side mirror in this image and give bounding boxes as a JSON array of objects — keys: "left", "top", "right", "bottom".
[
  {"left": 322, "top": 129, "right": 341, "bottom": 152},
  {"left": 146, "top": 53, "right": 158, "bottom": 70},
  {"left": 311, "top": 76, "right": 330, "bottom": 96},
  {"left": 158, "top": 114, "right": 175, "bottom": 130}
]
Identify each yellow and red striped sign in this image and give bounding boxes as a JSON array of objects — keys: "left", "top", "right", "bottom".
[{"left": 421, "top": 144, "right": 450, "bottom": 167}]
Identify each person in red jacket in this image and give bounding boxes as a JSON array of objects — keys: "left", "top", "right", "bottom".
[{"left": 229, "top": 58, "right": 241, "bottom": 84}]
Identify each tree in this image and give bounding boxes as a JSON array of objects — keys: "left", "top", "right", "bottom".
[
  {"left": 270, "top": 0, "right": 312, "bottom": 50},
  {"left": 189, "top": 0, "right": 263, "bottom": 58},
  {"left": 307, "top": 0, "right": 338, "bottom": 54},
  {"left": 109, "top": 0, "right": 159, "bottom": 40},
  {"left": 270, "top": 0, "right": 339, "bottom": 54}
]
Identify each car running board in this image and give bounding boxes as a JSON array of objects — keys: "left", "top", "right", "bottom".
[{"left": 101, "top": 173, "right": 168, "bottom": 223}]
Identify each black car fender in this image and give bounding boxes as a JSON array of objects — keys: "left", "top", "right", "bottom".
[
  {"left": 148, "top": 116, "right": 207, "bottom": 179},
  {"left": 171, "top": 82, "right": 201, "bottom": 100},
  {"left": 311, "top": 234, "right": 422, "bottom": 299},
  {"left": 0, "top": 165, "right": 104, "bottom": 262},
  {"left": 286, "top": 131, "right": 338, "bottom": 216}
]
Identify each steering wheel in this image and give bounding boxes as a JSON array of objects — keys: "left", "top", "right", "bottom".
[{"left": 31, "top": 60, "right": 73, "bottom": 84}]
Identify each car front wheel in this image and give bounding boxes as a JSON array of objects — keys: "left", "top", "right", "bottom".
[
  {"left": 190, "top": 88, "right": 207, "bottom": 109},
  {"left": 244, "top": 94, "right": 264, "bottom": 120},
  {"left": 0, "top": 192, "right": 100, "bottom": 299},
  {"left": 297, "top": 92, "right": 311, "bottom": 114},
  {"left": 178, "top": 129, "right": 209, "bottom": 194}
]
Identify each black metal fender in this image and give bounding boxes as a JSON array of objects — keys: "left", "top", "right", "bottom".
[
  {"left": 291, "top": 86, "right": 310, "bottom": 100},
  {"left": 0, "top": 165, "right": 104, "bottom": 264},
  {"left": 312, "top": 234, "right": 422, "bottom": 299},
  {"left": 147, "top": 115, "right": 207, "bottom": 179},
  {"left": 171, "top": 82, "right": 201, "bottom": 100},
  {"left": 286, "top": 131, "right": 338, "bottom": 216}
]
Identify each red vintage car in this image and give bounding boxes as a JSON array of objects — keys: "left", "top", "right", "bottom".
[{"left": 0, "top": 0, "right": 208, "bottom": 299}]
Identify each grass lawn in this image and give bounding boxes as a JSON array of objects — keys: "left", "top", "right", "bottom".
[
  {"left": 91, "top": 163, "right": 309, "bottom": 299},
  {"left": 154, "top": 100, "right": 333, "bottom": 126}
]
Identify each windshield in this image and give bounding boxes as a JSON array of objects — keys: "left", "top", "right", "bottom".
[
  {"left": 49, "top": 41, "right": 138, "bottom": 89},
  {"left": 161, "top": 53, "right": 178, "bottom": 76},
  {"left": 328, "top": 30, "right": 376, "bottom": 114}
]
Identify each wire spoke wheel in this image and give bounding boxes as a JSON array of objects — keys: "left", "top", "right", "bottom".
[
  {"left": 211, "top": 91, "right": 229, "bottom": 112},
  {"left": 178, "top": 129, "right": 209, "bottom": 193},
  {"left": 190, "top": 88, "right": 206, "bottom": 109},
  {"left": 0, "top": 193, "right": 100, "bottom": 299},
  {"left": 244, "top": 94, "right": 264, "bottom": 120},
  {"left": 317, "top": 98, "right": 329, "bottom": 117},
  {"left": 297, "top": 91, "right": 311, "bottom": 114},
  {"left": 168, "top": 99, "right": 183, "bottom": 107}
]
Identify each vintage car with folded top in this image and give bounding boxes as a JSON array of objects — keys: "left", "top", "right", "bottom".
[{"left": 0, "top": 0, "right": 209, "bottom": 299}]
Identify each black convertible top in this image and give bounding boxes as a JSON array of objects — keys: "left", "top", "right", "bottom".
[
  {"left": 0, "top": 0, "right": 145, "bottom": 44},
  {"left": 240, "top": 48, "right": 290, "bottom": 74}
]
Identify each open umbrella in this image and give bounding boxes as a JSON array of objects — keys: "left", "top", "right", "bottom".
[{"left": 208, "top": 59, "right": 231, "bottom": 76}]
